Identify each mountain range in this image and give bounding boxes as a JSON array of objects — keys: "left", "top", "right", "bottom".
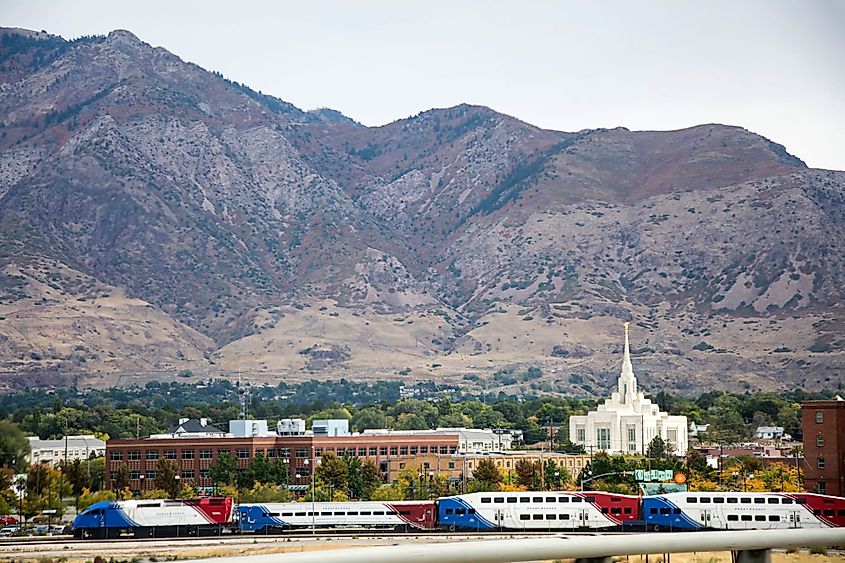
[{"left": 0, "top": 27, "right": 842, "bottom": 395}]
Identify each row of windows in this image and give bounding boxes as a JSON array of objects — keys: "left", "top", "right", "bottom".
[
  {"left": 519, "top": 513, "right": 574, "bottom": 521},
  {"left": 261, "top": 510, "right": 411, "bottom": 517},
  {"left": 111, "top": 444, "right": 459, "bottom": 462},
  {"left": 481, "top": 496, "right": 599, "bottom": 504},
  {"left": 727, "top": 514, "right": 782, "bottom": 522},
  {"left": 687, "top": 497, "right": 805, "bottom": 505},
  {"left": 112, "top": 469, "right": 211, "bottom": 480}
]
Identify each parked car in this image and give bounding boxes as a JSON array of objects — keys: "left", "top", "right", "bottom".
[
  {"left": 34, "top": 524, "right": 50, "bottom": 535},
  {"left": 0, "top": 525, "right": 21, "bottom": 536},
  {"left": 0, "top": 515, "right": 17, "bottom": 526}
]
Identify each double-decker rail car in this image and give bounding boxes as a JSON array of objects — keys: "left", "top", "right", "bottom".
[
  {"left": 72, "top": 497, "right": 234, "bottom": 539},
  {"left": 238, "top": 500, "right": 437, "bottom": 532},
  {"left": 438, "top": 491, "right": 640, "bottom": 531},
  {"left": 643, "top": 492, "right": 845, "bottom": 530}
]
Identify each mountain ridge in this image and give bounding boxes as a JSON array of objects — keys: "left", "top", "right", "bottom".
[{"left": 0, "top": 27, "right": 841, "bottom": 395}]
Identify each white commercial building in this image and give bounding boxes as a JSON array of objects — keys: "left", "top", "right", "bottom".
[
  {"left": 569, "top": 323, "right": 688, "bottom": 456},
  {"left": 27, "top": 435, "right": 106, "bottom": 466},
  {"left": 361, "top": 428, "right": 514, "bottom": 453}
]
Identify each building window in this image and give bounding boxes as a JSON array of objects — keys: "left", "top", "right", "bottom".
[
  {"left": 182, "top": 450, "right": 195, "bottom": 459},
  {"left": 410, "top": 447, "right": 418, "bottom": 455},
  {"left": 448, "top": 462, "right": 456, "bottom": 469},
  {"left": 390, "top": 447, "right": 398, "bottom": 456},
  {"left": 399, "top": 462, "right": 406, "bottom": 469},
  {"left": 400, "top": 447, "right": 408, "bottom": 455},
  {"left": 295, "top": 448, "right": 308, "bottom": 458},
  {"left": 164, "top": 451, "right": 177, "bottom": 460},
  {"left": 358, "top": 448, "right": 367, "bottom": 456},
  {"left": 369, "top": 447, "right": 377, "bottom": 456},
  {"left": 449, "top": 447, "right": 457, "bottom": 454},
  {"left": 218, "top": 449, "right": 230, "bottom": 457},
  {"left": 817, "top": 457, "right": 825, "bottom": 469},
  {"left": 181, "top": 470, "right": 195, "bottom": 479},
  {"left": 816, "top": 411, "right": 823, "bottom": 423},
  {"left": 440, "top": 447, "right": 448, "bottom": 454},
  {"left": 816, "top": 435, "right": 824, "bottom": 447},
  {"left": 627, "top": 426, "right": 637, "bottom": 451},
  {"left": 128, "top": 451, "right": 141, "bottom": 461},
  {"left": 129, "top": 471, "right": 140, "bottom": 479},
  {"left": 379, "top": 447, "right": 388, "bottom": 456},
  {"left": 667, "top": 429, "right": 678, "bottom": 448},
  {"left": 146, "top": 451, "right": 159, "bottom": 460},
  {"left": 147, "top": 470, "right": 157, "bottom": 479},
  {"left": 200, "top": 469, "right": 209, "bottom": 478},
  {"left": 596, "top": 428, "right": 611, "bottom": 450},
  {"left": 236, "top": 449, "right": 250, "bottom": 459},
  {"left": 818, "top": 481, "right": 826, "bottom": 494},
  {"left": 420, "top": 446, "right": 428, "bottom": 454},
  {"left": 199, "top": 450, "right": 212, "bottom": 459},
  {"left": 109, "top": 452, "right": 123, "bottom": 461},
  {"left": 337, "top": 448, "right": 346, "bottom": 456}
]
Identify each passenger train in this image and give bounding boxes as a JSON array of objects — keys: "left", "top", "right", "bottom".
[{"left": 72, "top": 491, "right": 845, "bottom": 538}]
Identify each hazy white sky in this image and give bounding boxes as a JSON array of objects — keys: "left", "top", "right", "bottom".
[{"left": 3, "top": 0, "right": 844, "bottom": 170}]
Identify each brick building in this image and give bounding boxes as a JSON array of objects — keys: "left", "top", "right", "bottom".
[
  {"left": 106, "top": 426, "right": 460, "bottom": 493},
  {"left": 801, "top": 398, "right": 845, "bottom": 496}
]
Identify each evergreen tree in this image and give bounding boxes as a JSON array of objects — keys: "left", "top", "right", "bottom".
[{"left": 153, "top": 458, "right": 180, "bottom": 498}]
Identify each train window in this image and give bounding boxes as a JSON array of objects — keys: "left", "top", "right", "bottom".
[
  {"left": 585, "top": 497, "right": 596, "bottom": 503},
  {"left": 687, "top": 498, "right": 697, "bottom": 503},
  {"left": 445, "top": 509, "right": 454, "bottom": 515},
  {"left": 769, "top": 515, "right": 780, "bottom": 521},
  {"left": 507, "top": 497, "right": 517, "bottom": 503},
  {"left": 560, "top": 514, "right": 570, "bottom": 520},
  {"left": 727, "top": 498, "right": 738, "bottom": 504},
  {"left": 520, "top": 514, "right": 530, "bottom": 521},
  {"left": 559, "top": 497, "right": 569, "bottom": 503},
  {"left": 468, "top": 509, "right": 476, "bottom": 514},
  {"left": 713, "top": 498, "right": 724, "bottom": 504},
  {"left": 795, "top": 498, "right": 807, "bottom": 504},
  {"left": 372, "top": 511, "right": 384, "bottom": 515},
  {"left": 823, "top": 509, "right": 835, "bottom": 517},
  {"left": 387, "top": 511, "right": 399, "bottom": 516},
  {"left": 611, "top": 508, "right": 621, "bottom": 515},
  {"left": 520, "top": 497, "right": 530, "bottom": 503},
  {"left": 572, "top": 498, "right": 582, "bottom": 503},
  {"left": 601, "top": 508, "right": 609, "bottom": 514},
  {"left": 754, "top": 515, "right": 765, "bottom": 521},
  {"left": 727, "top": 515, "right": 739, "bottom": 521},
  {"left": 347, "top": 512, "right": 359, "bottom": 516},
  {"left": 741, "top": 515, "right": 752, "bottom": 521},
  {"left": 546, "top": 514, "right": 556, "bottom": 520},
  {"left": 754, "top": 498, "right": 765, "bottom": 504},
  {"left": 673, "top": 508, "right": 681, "bottom": 515},
  {"left": 611, "top": 497, "right": 621, "bottom": 502},
  {"left": 650, "top": 508, "right": 658, "bottom": 515},
  {"left": 399, "top": 511, "right": 411, "bottom": 516},
  {"left": 838, "top": 510, "right": 845, "bottom": 517},
  {"left": 268, "top": 512, "right": 280, "bottom": 517},
  {"left": 659, "top": 508, "right": 670, "bottom": 515},
  {"left": 741, "top": 498, "right": 752, "bottom": 504},
  {"left": 624, "top": 508, "right": 632, "bottom": 514},
  {"left": 360, "top": 511, "right": 371, "bottom": 516},
  {"left": 699, "top": 497, "right": 711, "bottom": 503},
  {"left": 782, "top": 499, "right": 793, "bottom": 505},
  {"left": 533, "top": 497, "right": 543, "bottom": 502},
  {"left": 456, "top": 509, "right": 466, "bottom": 516},
  {"left": 295, "top": 512, "right": 306, "bottom": 516},
  {"left": 533, "top": 514, "right": 543, "bottom": 520},
  {"left": 547, "top": 497, "right": 556, "bottom": 503},
  {"left": 138, "top": 503, "right": 161, "bottom": 508},
  {"left": 481, "top": 498, "right": 491, "bottom": 504},
  {"left": 494, "top": 498, "right": 504, "bottom": 504},
  {"left": 319, "top": 511, "right": 330, "bottom": 516},
  {"left": 282, "top": 513, "right": 293, "bottom": 517},
  {"left": 767, "top": 498, "right": 778, "bottom": 504},
  {"left": 823, "top": 499, "right": 833, "bottom": 504},
  {"left": 814, "top": 510, "right": 821, "bottom": 516}
]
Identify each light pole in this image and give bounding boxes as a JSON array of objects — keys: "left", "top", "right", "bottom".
[
  {"left": 138, "top": 474, "right": 145, "bottom": 495},
  {"left": 174, "top": 474, "right": 181, "bottom": 498},
  {"left": 303, "top": 456, "right": 317, "bottom": 535}
]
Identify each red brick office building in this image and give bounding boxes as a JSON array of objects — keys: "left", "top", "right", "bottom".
[
  {"left": 106, "top": 431, "right": 460, "bottom": 492},
  {"left": 802, "top": 399, "right": 845, "bottom": 496}
]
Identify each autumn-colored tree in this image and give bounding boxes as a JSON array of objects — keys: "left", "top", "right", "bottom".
[
  {"left": 153, "top": 458, "right": 181, "bottom": 498},
  {"left": 514, "top": 459, "right": 537, "bottom": 488}
]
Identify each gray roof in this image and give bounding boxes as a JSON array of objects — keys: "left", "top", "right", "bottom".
[
  {"left": 168, "top": 418, "right": 224, "bottom": 434},
  {"left": 28, "top": 435, "right": 105, "bottom": 450}
]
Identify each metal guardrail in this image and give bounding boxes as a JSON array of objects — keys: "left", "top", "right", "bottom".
[{"left": 179, "top": 528, "right": 845, "bottom": 563}]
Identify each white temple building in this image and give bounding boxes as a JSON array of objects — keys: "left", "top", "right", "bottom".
[{"left": 569, "top": 323, "right": 688, "bottom": 456}]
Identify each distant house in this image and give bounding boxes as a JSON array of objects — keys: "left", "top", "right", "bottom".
[
  {"left": 689, "top": 422, "right": 710, "bottom": 438},
  {"left": 149, "top": 418, "right": 226, "bottom": 439},
  {"left": 754, "top": 426, "right": 789, "bottom": 440},
  {"left": 27, "top": 435, "right": 106, "bottom": 466}
]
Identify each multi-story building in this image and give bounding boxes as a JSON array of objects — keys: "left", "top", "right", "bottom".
[
  {"left": 105, "top": 418, "right": 461, "bottom": 493},
  {"left": 802, "top": 397, "right": 845, "bottom": 495},
  {"left": 27, "top": 435, "right": 106, "bottom": 466}
]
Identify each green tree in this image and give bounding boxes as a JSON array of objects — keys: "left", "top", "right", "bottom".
[
  {"left": 78, "top": 487, "right": 116, "bottom": 511},
  {"left": 471, "top": 458, "right": 502, "bottom": 492},
  {"left": 114, "top": 464, "right": 130, "bottom": 493},
  {"left": 351, "top": 407, "right": 388, "bottom": 431},
  {"left": 153, "top": 458, "right": 180, "bottom": 498},
  {"left": 0, "top": 420, "right": 30, "bottom": 471},
  {"left": 543, "top": 460, "right": 571, "bottom": 490},
  {"left": 647, "top": 436, "right": 669, "bottom": 459},
  {"left": 315, "top": 452, "right": 348, "bottom": 495},
  {"left": 361, "top": 460, "right": 382, "bottom": 500},
  {"left": 208, "top": 453, "right": 238, "bottom": 487},
  {"left": 240, "top": 482, "right": 291, "bottom": 503},
  {"left": 248, "top": 452, "right": 273, "bottom": 484},
  {"left": 345, "top": 456, "right": 364, "bottom": 499}
]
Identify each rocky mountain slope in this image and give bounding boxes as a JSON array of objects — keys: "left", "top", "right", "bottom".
[{"left": 0, "top": 28, "right": 842, "bottom": 394}]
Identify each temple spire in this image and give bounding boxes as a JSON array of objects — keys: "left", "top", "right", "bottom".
[{"left": 618, "top": 321, "right": 637, "bottom": 403}]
